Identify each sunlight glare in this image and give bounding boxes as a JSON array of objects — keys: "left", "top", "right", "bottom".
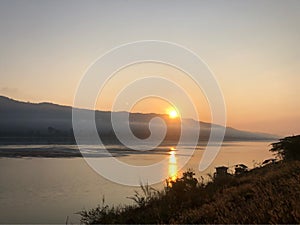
[
  {"left": 167, "top": 108, "right": 179, "bottom": 119},
  {"left": 168, "top": 148, "right": 178, "bottom": 181}
]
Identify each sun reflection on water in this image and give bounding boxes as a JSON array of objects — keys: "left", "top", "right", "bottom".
[{"left": 168, "top": 147, "right": 178, "bottom": 181}]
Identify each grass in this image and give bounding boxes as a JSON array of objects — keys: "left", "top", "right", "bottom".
[{"left": 79, "top": 161, "right": 300, "bottom": 224}]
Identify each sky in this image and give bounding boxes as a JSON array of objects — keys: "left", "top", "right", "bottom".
[{"left": 0, "top": 0, "right": 299, "bottom": 136}]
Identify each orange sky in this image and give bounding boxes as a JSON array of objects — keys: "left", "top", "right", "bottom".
[{"left": 0, "top": 1, "right": 299, "bottom": 136}]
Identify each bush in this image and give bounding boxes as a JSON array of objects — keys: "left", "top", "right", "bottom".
[
  {"left": 79, "top": 160, "right": 300, "bottom": 224},
  {"left": 271, "top": 135, "right": 300, "bottom": 160}
]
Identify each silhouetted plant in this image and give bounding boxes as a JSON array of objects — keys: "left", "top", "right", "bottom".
[
  {"left": 166, "top": 170, "right": 198, "bottom": 191},
  {"left": 78, "top": 196, "right": 123, "bottom": 224},
  {"left": 79, "top": 161, "right": 300, "bottom": 224},
  {"left": 271, "top": 135, "right": 300, "bottom": 160},
  {"left": 127, "top": 183, "right": 159, "bottom": 207}
]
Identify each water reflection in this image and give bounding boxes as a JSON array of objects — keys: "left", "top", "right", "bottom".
[{"left": 168, "top": 147, "right": 178, "bottom": 181}]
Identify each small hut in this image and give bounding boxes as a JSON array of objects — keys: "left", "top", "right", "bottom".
[{"left": 214, "top": 166, "right": 229, "bottom": 178}]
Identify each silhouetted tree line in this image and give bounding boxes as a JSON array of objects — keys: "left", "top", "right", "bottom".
[
  {"left": 0, "top": 127, "right": 75, "bottom": 144},
  {"left": 271, "top": 135, "right": 300, "bottom": 160}
]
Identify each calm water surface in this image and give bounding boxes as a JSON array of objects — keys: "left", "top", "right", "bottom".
[{"left": 0, "top": 141, "right": 274, "bottom": 223}]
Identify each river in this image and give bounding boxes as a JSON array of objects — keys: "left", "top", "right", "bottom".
[{"left": 0, "top": 141, "right": 274, "bottom": 223}]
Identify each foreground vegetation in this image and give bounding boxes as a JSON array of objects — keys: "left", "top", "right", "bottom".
[{"left": 79, "top": 135, "right": 300, "bottom": 224}]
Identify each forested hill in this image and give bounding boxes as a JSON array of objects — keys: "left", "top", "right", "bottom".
[{"left": 0, "top": 96, "right": 278, "bottom": 144}]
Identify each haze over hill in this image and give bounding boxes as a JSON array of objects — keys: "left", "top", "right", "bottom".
[{"left": 0, "top": 96, "right": 278, "bottom": 145}]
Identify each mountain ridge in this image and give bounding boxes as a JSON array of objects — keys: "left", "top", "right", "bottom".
[{"left": 0, "top": 95, "right": 279, "bottom": 144}]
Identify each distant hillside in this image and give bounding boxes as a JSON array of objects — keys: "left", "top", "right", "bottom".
[{"left": 0, "top": 96, "right": 278, "bottom": 144}]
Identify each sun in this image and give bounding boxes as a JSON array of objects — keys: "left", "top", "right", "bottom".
[{"left": 168, "top": 108, "right": 179, "bottom": 119}]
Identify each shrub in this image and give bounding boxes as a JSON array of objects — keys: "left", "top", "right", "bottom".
[{"left": 271, "top": 135, "right": 300, "bottom": 160}]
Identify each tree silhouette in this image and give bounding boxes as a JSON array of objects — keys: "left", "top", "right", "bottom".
[{"left": 270, "top": 135, "right": 300, "bottom": 160}]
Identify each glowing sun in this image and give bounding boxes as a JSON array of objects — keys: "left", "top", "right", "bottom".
[{"left": 168, "top": 108, "right": 179, "bottom": 119}]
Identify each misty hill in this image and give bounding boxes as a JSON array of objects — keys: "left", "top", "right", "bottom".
[{"left": 0, "top": 96, "right": 277, "bottom": 144}]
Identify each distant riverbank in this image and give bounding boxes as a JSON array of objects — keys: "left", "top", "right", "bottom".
[{"left": 0, "top": 140, "right": 274, "bottom": 158}]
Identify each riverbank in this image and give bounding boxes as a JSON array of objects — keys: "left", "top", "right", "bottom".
[{"left": 80, "top": 160, "right": 300, "bottom": 224}]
